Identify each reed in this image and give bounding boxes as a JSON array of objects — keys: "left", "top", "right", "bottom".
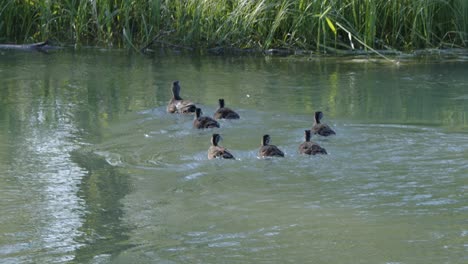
[{"left": 0, "top": 0, "right": 466, "bottom": 51}]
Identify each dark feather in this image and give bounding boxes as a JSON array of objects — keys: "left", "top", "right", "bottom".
[
  {"left": 258, "top": 135, "right": 284, "bottom": 158},
  {"left": 194, "top": 108, "right": 219, "bottom": 129},
  {"left": 214, "top": 107, "right": 240, "bottom": 119},
  {"left": 312, "top": 111, "right": 335, "bottom": 136},
  {"left": 213, "top": 99, "right": 240, "bottom": 119},
  {"left": 167, "top": 81, "right": 196, "bottom": 114},
  {"left": 298, "top": 142, "right": 327, "bottom": 155},
  {"left": 167, "top": 99, "right": 196, "bottom": 113},
  {"left": 208, "top": 146, "right": 235, "bottom": 159},
  {"left": 208, "top": 134, "right": 234, "bottom": 159},
  {"left": 194, "top": 117, "right": 220, "bottom": 129},
  {"left": 258, "top": 145, "right": 285, "bottom": 157},
  {"left": 312, "top": 123, "right": 336, "bottom": 136}
]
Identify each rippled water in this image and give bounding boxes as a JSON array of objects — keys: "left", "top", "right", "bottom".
[{"left": 0, "top": 50, "right": 467, "bottom": 263}]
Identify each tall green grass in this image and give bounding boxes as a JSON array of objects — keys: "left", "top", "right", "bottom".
[{"left": 1, "top": 0, "right": 466, "bottom": 51}]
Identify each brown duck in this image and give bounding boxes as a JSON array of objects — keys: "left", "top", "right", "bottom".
[
  {"left": 298, "top": 130, "right": 327, "bottom": 155},
  {"left": 213, "top": 99, "right": 240, "bottom": 119},
  {"left": 258, "top": 134, "right": 285, "bottom": 158},
  {"left": 166, "top": 81, "right": 196, "bottom": 114},
  {"left": 193, "top": 108, "right": 220, "bottom": 129},
  {"left": 208, "top": 134, "right": 235, "bottom": 159},
  {"left": 312, "top": 111, "right": 336, "bottom": 136}
]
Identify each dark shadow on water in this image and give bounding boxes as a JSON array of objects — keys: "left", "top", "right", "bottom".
[{"left": 70, "top": 149, "right": 135, "bottom": 263}]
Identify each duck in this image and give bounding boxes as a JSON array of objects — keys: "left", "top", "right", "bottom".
[
  {"left": 312, "top": 111, "right": 336, "bottom": 136},
  {"left": 193, "top": 108, "right": 220, "bottom": 129},
  {"left": 208, "top": 134, "right": 235, "bottom": 159},
  {"left": 298, "top": 130, "right": 327, "bottom": 155},
  {"left": 213, "top": 98, "right": 240, "bottom": 119},
  {"left": 258, "top": 134, "right": 285, "bottom": 158},
  {"left": 166, "top": 80, "right": 197, "bottom": 114}
]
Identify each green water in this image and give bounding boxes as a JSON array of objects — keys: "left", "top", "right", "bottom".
[{"left": 0, "top": 50, "right": 467, "bottom": 264}]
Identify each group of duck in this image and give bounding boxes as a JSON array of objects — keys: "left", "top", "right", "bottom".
[{"left": 167, "top": 80, "right": 336, "bottom": 160}]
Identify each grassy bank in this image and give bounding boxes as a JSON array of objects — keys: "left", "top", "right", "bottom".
[{"left": 1, "top": 0, "right": 466, "bottom": 52}]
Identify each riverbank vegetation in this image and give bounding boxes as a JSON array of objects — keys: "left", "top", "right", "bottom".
[{"left": 1, "top": 0, "right": 467, "bottom": 52}]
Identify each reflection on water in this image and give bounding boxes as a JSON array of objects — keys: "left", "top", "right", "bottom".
[
  {"left": 0, "top": 50, "right": 467, "bottom": 263},
  {"left": 0, "top": 73, "right": 85, "bottom": 263},
  {"left": 70, "top": 150, "right": 133, "bottom": 263},
  {"left": 0, "top": 52, "right": 133, "bottom": 263}
]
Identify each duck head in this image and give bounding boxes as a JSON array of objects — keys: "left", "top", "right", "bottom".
[
  {"left": 172, "top": 80, "right": 182, "bottom": 100},
  {"left": 218, "top": 98, "right": 225, "bottom": 108},
  {"left": 262, "top": 134, "right": 271, "bottom": 146},
  {"left": 314, "top": 111, "right": 323, "bottom": 123},
  {"left": 195, "top": 108, "right": 202, "bottom": 118},
  {"left": 304, "top": 130, "right": 311, "bottom": 142},
  {"left": 211, "top": 133, "right": 222, "bottom": 146}
]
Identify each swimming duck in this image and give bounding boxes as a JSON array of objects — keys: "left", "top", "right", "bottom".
[
  {"left": 298, "top": 130, "right": 327, "bottom": 155},
  {"left": 258, "top": 134, "right": 285, "bottom": 158},
  {"left": 193, "top": 108, "right": 220, "bottom": 129},
  {"left": 312, "top": 111, "right": 336, "bottom": 136},
  {"left": 213, "top": 98, "right": 240, "bottom": 119},
  {"left": 208, "top": 134, "right": 235, "bottom": 159},
  {"left": 166, "top": 81, "right": 197, "bottom": 114}
]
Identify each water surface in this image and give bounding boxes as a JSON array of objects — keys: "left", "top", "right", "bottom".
[{"left": 0, "top": 50, "right": 467, "bottom": 263}]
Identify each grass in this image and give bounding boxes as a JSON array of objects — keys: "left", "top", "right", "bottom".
[{"left": 0, "top": 0, "right": 466, "bottom": 52}]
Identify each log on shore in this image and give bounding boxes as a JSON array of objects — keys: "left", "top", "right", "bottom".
[{"left": 0, "top": 40, "right": 60, "bottom": 52}]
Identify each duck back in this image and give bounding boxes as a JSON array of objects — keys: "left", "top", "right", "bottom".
[
  {"left": 299, "top": 141, "right": 327, "bottom": 155},
  {"left": 208, "top": 146, "right": 235, "bottom": 159},
  {"left": 258, "top": 145, "right": 285, "bottom": 157},
  {"left": 194, "top": 117, "right": 220, "bottom": 129}
]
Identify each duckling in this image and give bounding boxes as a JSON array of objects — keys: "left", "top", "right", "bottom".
[
  {"left": 208, "top": 134, "right": 235, "bottom": 159},
  {"left": 298, "top": 130, "right": 327, "bottom": 155},
  {"left": 312, "top": 111, "right": 336, "bottom": 136},
  {"left": 166, "top": 81, "right": 197, "bottom": 114},
  {"left": 258, "top": 134, "right": 285, "bottom": 158},
  {"left": 193, "top": 108, "right": 220, "bottom": 129},
  {"left": 213, "top": 98, "right": 240, "bottom": 119}
]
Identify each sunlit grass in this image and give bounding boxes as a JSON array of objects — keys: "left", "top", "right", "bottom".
[{"left": 0, "top": 0, "right": 466, "bottom": 51}]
